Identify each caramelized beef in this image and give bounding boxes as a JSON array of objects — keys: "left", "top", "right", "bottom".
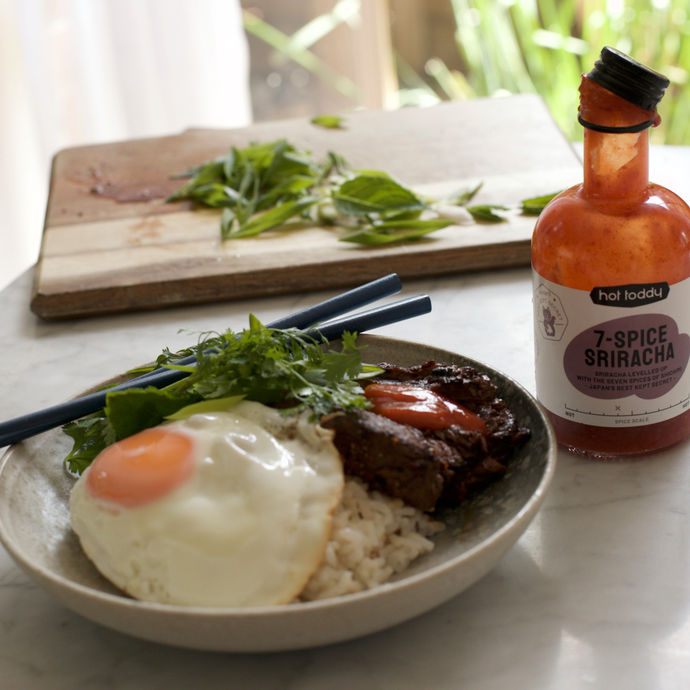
[
  {"left": 322, "top": 361, "right": 529, "bottom": 512},
  {"left": 376, "top": 361, "right": 529, "bottom": 460},
  {"left": 375, "top": 361, "right": 498, "bottom": 406},
  {"left": 320, "top": 409, "right": 456, "bottom": 512}
]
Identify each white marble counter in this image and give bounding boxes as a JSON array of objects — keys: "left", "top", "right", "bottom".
[{"left": 2, "top": 147, "right": 690, "bottom": 689}]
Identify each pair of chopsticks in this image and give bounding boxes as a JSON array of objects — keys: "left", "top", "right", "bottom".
[{"left": 0, "top": 274, "right": 431, "bottom": 447}]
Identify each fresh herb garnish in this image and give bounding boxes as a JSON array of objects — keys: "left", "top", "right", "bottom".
[
  {"left": 520, "top": 191, "right": 562, "bottom": 215},
  {"left": 167, "top": 137, "right": 559, "bottom": 244},
  {"left": 167, "top": 140, "right": 323, "bottom": 238},
  {"left": 332, "top": 174, "right": 427, "bottom": 216},
  {"left": 62, "top": 318, "right": 377, "bottom": 475},
  {"left": 445, "top": 182, "right": 483, "bottom": 206},
  {"left": 340, "top": 219, "right": 454, "bottom": 245},
  {"left": 311, "top": 114, "right": 345, "bottom": 129},
  {"left": 166, "top": 140, "right": 450, "bottom": 246},
  {"left": 467, "top": 205, "right": 510, "bottom": 223},
  {"left": 63, "top": 416, "right": 109, "bottom": 475}
]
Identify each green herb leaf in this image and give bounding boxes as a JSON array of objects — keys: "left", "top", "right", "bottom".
[
  {"left": 104, "top": 388, "right": 201, "bottom": 441},
  {"left": 222, "top": 148, "right": 236, "bottom": 180},
  {"left": 311, "top": 114, "right": 345, "bottom": 129},
  {"left": 254, "top": 175, "right": 317, "bottom": 211},
  {"left": 446, "top": 181, "right": 483, "bottom": 206},
  {"left": 340, "top": 218, "right": 454, "bottom": 245},
  {"left": 467, "top": 205, "right": 509, "bottom": 223},
  {"left": 376, "top": 209, "right": 424, "bottom": 222},
  {"left": 221, "top": 208, "right": 236, "bottom": 240},
  {"left": 166, "top": 137, "right": 542, "bottom": 247},
  {"left": 62, "top": 415, "right": 108, "bottom": 475},
  {"left": 332, "top": 174, "right": 427, "bottom": 216},
  {"left": 520, "top": 191, "right": 562, "bottom": 215},
  {"left": 61, "top": 321, "right": 373, "bottom": 472},
  {"left": 323, "top": 151, "right": 350, "bottom": 178},
  {"left": 186, "top": 323, "right": 371, "bottom": 418},
  {"left": 229, "top": 196, "right": 319, "bottom": 239}
]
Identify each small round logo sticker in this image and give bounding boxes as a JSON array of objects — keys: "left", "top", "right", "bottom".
[{"left": 535, "top": 284, "right": 568, "bottom": 341}]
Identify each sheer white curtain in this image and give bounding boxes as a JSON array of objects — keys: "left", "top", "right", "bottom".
[{"left": 0, "top": 0, "right": 251, "bottom": 291}]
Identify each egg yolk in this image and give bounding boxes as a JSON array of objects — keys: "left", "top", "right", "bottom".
[
  {"left": 364, "top": 383, "right": 488, "bottom": 434},
  {"left": 86, "top": 427, "right": 196, "bottom": 508}
]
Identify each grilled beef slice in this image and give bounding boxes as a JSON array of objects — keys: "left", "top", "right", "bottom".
[
  {"left": 375, "top": 361, "right": 498, "bottom": 406},
  {"left": 322, "top": 361, "right": 529, "bottom": 512},
  {"left": 320, "top": 409, "right": 459, "bottom": 512}
]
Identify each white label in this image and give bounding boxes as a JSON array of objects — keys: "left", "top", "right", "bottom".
[{"left": 533, "top": 271, "right": 690, "bottom": 427}]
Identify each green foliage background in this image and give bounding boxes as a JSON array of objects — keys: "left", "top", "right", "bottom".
[
  {"left": 244, "top": 0, "right": 690, "bottom": 144},
  {"left": 420, "top": 0, "right": 690, "bottom": 144}
]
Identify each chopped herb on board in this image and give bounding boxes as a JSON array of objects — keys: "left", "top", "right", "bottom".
[
  {"left": 467, "top": 205, "right": 510, "bottom": 223},
  {"left": 520, "top": 191, "right": 562, "bottom": 215},
  {"left": 311, "top": 114, "right": 345, "bottom": 129},
  {"left": 167, "top": 138, "right": 559, "bottom": 245},
  {"left": 446, "top": 182, "right": 483, "bottom": 206}
]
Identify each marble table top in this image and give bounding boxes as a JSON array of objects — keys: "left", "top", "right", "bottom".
[{"left": 2, "top": 146, "right": 690, "bottom": 689}]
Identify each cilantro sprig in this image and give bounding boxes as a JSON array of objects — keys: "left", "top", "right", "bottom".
[{"left": 62, "top": 319, "right": 377, "bottom": 475}]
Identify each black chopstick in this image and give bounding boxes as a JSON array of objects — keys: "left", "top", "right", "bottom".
[
  {"left": 134, "top": 273, "right": 403, "bottom": 382},
  {"left": 0, "top": 286, "right": 431, "bottom": 447},
  {"left": 267, "top": 273, "right": 403, "bottom": 330},
  {"left": 312, "top": 294, "right": 431, "bottom": 342}
]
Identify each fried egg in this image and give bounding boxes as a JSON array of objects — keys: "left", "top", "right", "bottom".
[{"left": 69, "top": 401, "right": 344, "bottom": 607}]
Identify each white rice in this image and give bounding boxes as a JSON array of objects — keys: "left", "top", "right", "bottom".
[{"left": 298, "top": 477, "right": 445, "bottom": 601}]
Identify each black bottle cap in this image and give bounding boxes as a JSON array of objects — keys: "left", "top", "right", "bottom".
[{"left": 587, "top": 46, "right": 670, "bottom": 110}]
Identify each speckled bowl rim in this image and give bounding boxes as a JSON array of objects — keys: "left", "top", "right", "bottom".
[{"left": 0, "top": 335, "right": 557, "bottom": 651}]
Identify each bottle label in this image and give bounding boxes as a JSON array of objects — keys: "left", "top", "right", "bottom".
[{"left": 533, "top": 272, "right": 690, "bottom": 427}]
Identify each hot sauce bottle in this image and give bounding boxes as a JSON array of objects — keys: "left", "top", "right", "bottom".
[{"left": 532, "top": 47, "right": 690, "bottom": 458}]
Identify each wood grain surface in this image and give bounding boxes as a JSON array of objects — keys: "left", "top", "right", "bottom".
[{"left": 32, "top": 95, "right": 582, "bottom": 320}]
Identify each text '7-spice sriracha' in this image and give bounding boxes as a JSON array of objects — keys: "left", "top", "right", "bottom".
[{"left": 532, "top": 47, "right": 690, "bottom": 458}]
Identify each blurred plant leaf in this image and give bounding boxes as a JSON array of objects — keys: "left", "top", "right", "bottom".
[
  {"left": 340, "top": 218, "right": 455, "bottom": 245},
  {"left": 446, "top": 181, "right": 483, "bottom": 206},
  {"left": 311, "top": 114, "right": 345, "bottom": 129},
  {"left": 520, "top": 191, "right": 562, "bottom": 215},
  {"left": 242, "top": 9, "right": 359, "bottom": 102},
  {"left": 467, "top": 205, "right": 509, "bottom": 222}
]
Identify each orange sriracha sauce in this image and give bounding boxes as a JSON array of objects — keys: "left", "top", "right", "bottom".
[{"left": 364, "top": 382, "right": 487, "bottom": 434}]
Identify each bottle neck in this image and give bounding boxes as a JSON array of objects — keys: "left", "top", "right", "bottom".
[
  {"left": 579, "top": 75, "right": 658, "bottom": 200},
  {"left": 582, "top": 128, "right": 649, "bottom": 198}
]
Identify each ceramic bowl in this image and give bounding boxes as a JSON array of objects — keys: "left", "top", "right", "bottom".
[{"left": 0, "top": 335, "right": 556, "bottom": 652}]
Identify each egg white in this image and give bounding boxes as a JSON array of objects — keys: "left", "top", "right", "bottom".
[{"left": 69, "top": 402, "right": 344, "bottom": 607}]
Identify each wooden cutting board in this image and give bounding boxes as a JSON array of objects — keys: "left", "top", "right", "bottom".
[{"left": 32, "top": 95, "right": 582, "bottom": 320}]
